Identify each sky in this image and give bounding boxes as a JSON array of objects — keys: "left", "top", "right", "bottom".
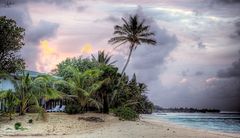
[{"left": 0, "top": 0, "right": 240, "bottom": 111}]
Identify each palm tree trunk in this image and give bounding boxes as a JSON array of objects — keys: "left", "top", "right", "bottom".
[
  {"left": 103, "top": 91, "right": 109, "bottom": 114},
  {"left": 121, "top": 46, "right": 134, "bottom": 76},
  {"left": 19, "top": 102, "right": 25, "bottom": 116},
  {"left": 110, "top": 45, "right": 134, "bottom": 105}
]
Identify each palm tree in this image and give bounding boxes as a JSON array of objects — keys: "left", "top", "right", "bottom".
[
  {"left": 92, "top": 51, "right": 119, "bottom": 113},
  {"left": 0, "top": 90, "right": 19, "bottom": 120},
  {"left": 32, "top": 75, "right": 65, "bottom": 120},
  {"left": 14, "top": 73, "right": 62, "bottom": 116},
  {"left": 92, "top": 51, "right": 116, "bottom": 66},
  {"left": 108, "top": 14, "right": 156, "bottom": 75},
  {"left": 68, "top": 67, "right": 103, "bottom": 111}
]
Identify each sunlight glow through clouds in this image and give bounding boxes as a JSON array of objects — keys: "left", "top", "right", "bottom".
[
  {"left": 37, "top": 40, "right": 60, "bottom": 72},
  {"left": 40, "top": 40, "right": 55, "bottom": 55},
  {"left": 81, "top": 43, "right": 93, "bottom": 54}
]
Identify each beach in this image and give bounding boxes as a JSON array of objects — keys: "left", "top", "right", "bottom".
[{"left": 0, "top": 113, "right": 239, "bottom": 138}]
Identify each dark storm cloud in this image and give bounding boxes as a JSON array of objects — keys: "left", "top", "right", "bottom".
[
  {"left": 217, "top": 0, "right": 240, "bottom": 4},
  {"left": 195, "top": 71, "right": 204, "bottom": 76},
  {"left": 0, "top": 6, "right": 31, "bottom": 28},
  {"left": 208, "top": 52, "right": 240, "bottom": 110},
  {"left": 230, "top": 21, "right": 240, "bottom": 39},
  {"left": 95, "top": 15, "right": 120, "bottom": 23},
  {"left": 217, "top": 51, "right": 240, "bottom": 78},
  {"left": 197, "top": 42, "right": 206, "bottom": 49},
  {"left": 0, "top": 3, "right": 59, "bottom": 70},
  {"left": 175, "top": 53, "right": 240, "bottom": 111},
  {"left": 26, "top": 21, "right": 59, "bottom": 43},
  {"left": 204, "top": 78, "right": 240, "bottom": 111},
  {"left": 76, "top": 5, "right": 88, "bottom": 12},
  {"left": 181, "top": 70, "right": 189, "bottom": 77},
  {"left": 0, "top": 0, "right": 74, "bottom": 7}
]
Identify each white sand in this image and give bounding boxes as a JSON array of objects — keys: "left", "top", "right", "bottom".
[{"left": 0, "top": 113, "right": 239, "bottom": 138}]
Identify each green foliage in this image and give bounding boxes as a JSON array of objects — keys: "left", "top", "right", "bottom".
[
  {"left": 110, "top": 74, "right": 153, "bottom": 114},
  {"left": 67, "top": 67, "right": 104, "bottom": 111},
  {"left": 13, "top": 73, "right": 63, "bottom": 116},
  {"left": 65, "top": 104, "right": 83, "bottom": 114},
  {"left": 14, "top": 122, "right": 22, "bottom": 130},
  {"left": 54, "top": 52, "right": 154, "bottom": 115},
  {"left": 0, "top": 16, "right": 25, "bottom": 73},
  {"left": 28, "top": 119, "right": 33, "bottom": 123},
  {"left": 92, "top": 51, "right": 116, "bottom": 66},
  {"left": 0, "top": 72, "right": 63, "bottom": 120},
  {"left": 54, "top": 57, "right": 98, "bottom": 79},
  {"left": 112, "top": 107, "right": 139, "bottom": 121},
  {"left": 0, "top": 90, "right": 19, "bottom": 120}
]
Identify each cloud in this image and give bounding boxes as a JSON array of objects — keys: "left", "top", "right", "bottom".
[
  {"left": 179, "top": 78, "right": 188, "bottom": 84},
  {"left": 76, "top": 5, "right": 88, "bottom": 12},
  {"left": 195, "top": 71, "right": 204, "bottom": 76},
  {"left": 181, "top": 70, "right": 189, "bottom": 77},
  {"left": 204, "top": 77, "right": 240, "bottom": 110},
  {"left": 206, "top": 77, "right": 219, "bottom": 84},
  {"left": 24, "top": 21, "right": 59, "bottom": 71},
  {"left": 217, "top": 51, "right": 240, "bottom": 78},
  {"left": 0, "top": 5, "right": 31, "bottom": 28},
  {"left": 208, "top": 52, "right": 240, "bottom": 110},
  {"left": 216, "top": 0, "right": 240, "bottom": 4},
  {"left": 230, "top": 21, "right": 240, "bottom": 40},
  {"left": 95, "top": 15, "right": 120, "bottom": 23},
  {"left": 0, "top": 0, "right": 74, "bottom": 7},
  {"left": 197, "top": 42, "right": 206, "bottom": 49},
  {"left": 26, "top": 21, "right": 59, "bottom": 43}
]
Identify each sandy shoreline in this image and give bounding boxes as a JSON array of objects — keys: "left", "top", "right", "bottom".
[{"left": 0, "top": 113, "right": 239, "bottom": 138}]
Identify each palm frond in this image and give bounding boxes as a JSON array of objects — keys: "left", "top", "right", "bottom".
[{"left": 139, "top": 38, "right": 157, "bottom": 45}]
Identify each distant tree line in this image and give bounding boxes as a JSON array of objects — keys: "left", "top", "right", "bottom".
[{"left": 154, "top": 105, "right": 220, "bottom": 113}]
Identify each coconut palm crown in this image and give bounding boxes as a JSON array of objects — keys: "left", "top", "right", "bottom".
[{"left": 108, "top": 14, "right": 157, "bottom": 75}]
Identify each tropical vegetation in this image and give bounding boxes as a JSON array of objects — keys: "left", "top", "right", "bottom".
[
  {"left": 0, "top": 14, "right": 155, "bottom": 121},
  {"left": 0, "top": 16, "right": 25, "bottom": 73}
]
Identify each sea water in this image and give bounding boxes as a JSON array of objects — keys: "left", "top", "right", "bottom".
[{"left": 144, "top": 112, "right": 240, "bottom": 133}]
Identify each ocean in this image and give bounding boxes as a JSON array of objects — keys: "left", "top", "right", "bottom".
[{"left": 143, "top": 112, "right": 240, "bottom": 134}]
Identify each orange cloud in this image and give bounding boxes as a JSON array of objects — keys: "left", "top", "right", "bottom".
[
  {"left": 37, "top": 40, "right": 60, "bottom": 72},
  {"left": 40, "top": 40, "right": 55, "bottom": 55},
  {"left": 81, "top": 43, "right": 93, "bottom": 54}
]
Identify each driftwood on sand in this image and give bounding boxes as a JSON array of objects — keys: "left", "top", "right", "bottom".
[{"left": 78, "top": 116, "right": 104, "bottom": 122}]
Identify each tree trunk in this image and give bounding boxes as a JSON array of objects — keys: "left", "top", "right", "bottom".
[
  {"left": 19, "top": 103, "right": 25, "bottom": 116},
  {"left": 110, "top": 44, "right": 134, "bottom": 105},
  {"left": 120, "top": 46, "right": 134, "bottom": 76},
  {"left": 103, "top": 91, "right": 109, "bottom": 114}
]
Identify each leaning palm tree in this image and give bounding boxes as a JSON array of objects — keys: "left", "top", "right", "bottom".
[{"left": 108, "top": 14, "right": 156, "bottom": 75}]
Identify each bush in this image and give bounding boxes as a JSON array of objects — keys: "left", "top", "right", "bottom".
[
  {"left": 28, "top": 119, "right": 33, "bottom": 123},
  {"left": 112, "top": 107, "right": 139, "bottom": 121},
  {"left": 65, "top": 104, "right": 83, "bottom": 114},
  {"left": 14, "top": 122, "right": 22, "bottom": 130}
]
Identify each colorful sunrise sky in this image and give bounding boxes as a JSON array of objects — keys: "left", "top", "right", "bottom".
[{"left": 0, "top": 0, "right": 239, "bottom": 111}]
